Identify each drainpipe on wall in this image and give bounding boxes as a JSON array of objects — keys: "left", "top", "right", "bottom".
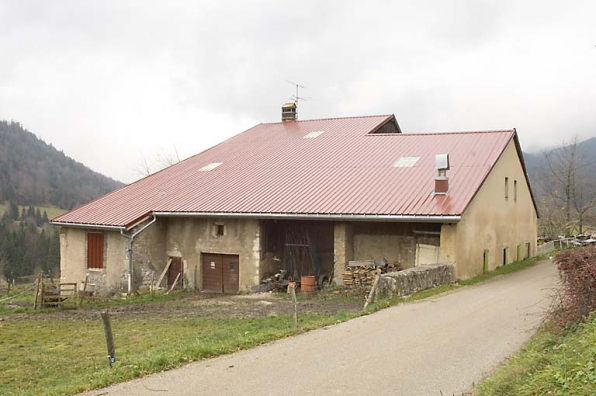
[{"left": 120, "top": 215, "right": 157, "bottom": 295}]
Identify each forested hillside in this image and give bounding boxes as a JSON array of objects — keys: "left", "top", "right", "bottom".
[
  {"left": 0, "top": 120, "right": 124, "bottom": 282},
  {"left": 0, "top": 120, "right": 123, "bottom": 210}
]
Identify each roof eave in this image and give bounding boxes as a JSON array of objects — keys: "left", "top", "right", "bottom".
[
  {"left": 50, "top": 221, "right": 126, "bottom": 231},
  {"left": 151, "top": 211, "right": 461, "bottom": 223}
]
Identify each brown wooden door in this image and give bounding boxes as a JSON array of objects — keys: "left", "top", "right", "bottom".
[
  {"left": 202, "top": 254, "right": 224, "bottom": 293},
  {"left": 168, "top": 257, "right": 183, "bottom": 288},
  {"left": 202, "top": 253, "right": 239, "bottom": 293},
  {"left": 222, "top": 256, "right": 239, "bottom": 294}
]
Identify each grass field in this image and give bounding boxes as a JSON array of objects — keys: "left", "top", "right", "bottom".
[
  {"left": 0, "top": 204, "right": 66, "bottom": 220},
  {"left": 0, "top": 256, "right": 545, "bottom": 396},
  {"left": 477, "top": 314, "right": 596, "bottom": 396}
]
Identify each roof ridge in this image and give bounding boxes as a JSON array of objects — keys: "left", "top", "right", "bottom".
[
  {"left": 366, "top": 129, "right": 515, "bottom": 137},
  {"left": 260, "top": 114, "right": 392, "bottom": 125}
]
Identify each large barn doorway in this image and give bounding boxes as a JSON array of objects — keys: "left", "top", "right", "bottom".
[
  {"left": 261, "top": 220, "right": 335, "bottom": 286},
  {"left": 202, "top": 253, "right": 240, "bottom": 293}
]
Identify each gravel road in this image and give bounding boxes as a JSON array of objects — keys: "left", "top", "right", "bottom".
[{"left": 87, "top": 260, "right": 557, "bottom": 396}]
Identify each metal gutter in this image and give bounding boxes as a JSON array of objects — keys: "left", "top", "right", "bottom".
[
  {"left": 50, "top": 221, "right": 125, "bottom": 231},
  {"left": 152, "top": 211, "right": 461, "bottom": 223}
]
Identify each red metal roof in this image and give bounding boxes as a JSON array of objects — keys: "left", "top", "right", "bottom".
[{"left": 52, "top": 115, "right": 520, "bottom": 228}]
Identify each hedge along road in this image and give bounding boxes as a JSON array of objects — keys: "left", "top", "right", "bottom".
[{"left": 86, "top": 260, "right": 557, "bottom": 396}]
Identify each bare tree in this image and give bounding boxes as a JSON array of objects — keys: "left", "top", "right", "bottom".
[
  {"left": 542, "top": 137, "right": 596, "bottom": 236},
  {"left": 133, "top": 147, "right": 182, "bottom": 178}
]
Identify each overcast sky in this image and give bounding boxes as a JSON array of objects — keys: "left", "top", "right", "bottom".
[{"left": 1, "top": 0, "right": 595, "bottom": 183}]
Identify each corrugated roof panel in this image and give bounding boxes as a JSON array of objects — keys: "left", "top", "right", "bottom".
[{"left": 52, "top": 114, "right": 518, "bottom": 227}]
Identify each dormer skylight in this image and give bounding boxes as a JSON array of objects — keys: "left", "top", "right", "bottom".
[
  {"left": 393, "top": 156, "right": 420, "bottom": 168},
  {"left": 198, "top": 162, "right": 223, "bottom": 171},
  {"left": 304, "top": 130, "right": 324, "bottom": 139}
]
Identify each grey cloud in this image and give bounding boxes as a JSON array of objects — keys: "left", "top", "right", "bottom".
[{"left": 0, "top": 0, "right": 595, "bottom": 182}]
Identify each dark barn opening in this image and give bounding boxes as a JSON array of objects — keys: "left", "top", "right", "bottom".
[{"left": 261, "top": 220, "right": 334, "bottom": 286}]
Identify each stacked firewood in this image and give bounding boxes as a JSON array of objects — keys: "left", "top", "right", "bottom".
[{"left": 343, "top": 260, "right": 403, "bottom": 287}]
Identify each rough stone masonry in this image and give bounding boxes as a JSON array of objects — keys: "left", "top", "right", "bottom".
[{"left": 374, "top": 263, "right": 456, "bottom": 301}]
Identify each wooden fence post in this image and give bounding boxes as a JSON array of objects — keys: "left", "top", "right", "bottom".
[
  {"left": 100, "top": 310, "right": 116, "bottom": 367},
  {"left": 33, "top": 273, "right": 42, "bottom": 309},
  {"left": 289, "top": 284, "right": 298, "bottom": 329},
  {"left": 363, "top": 273, "right": 381, "bottom": 311},
  {"left": 78, "top": 276, "right": 88, "bottom": 308}
]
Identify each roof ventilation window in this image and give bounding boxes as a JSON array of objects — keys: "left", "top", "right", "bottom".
[
  {"left": 304, "top": 130, "right": 324, "bottom": 139},
  {"left": 198, "top": 162, "right": 223, "bottom": 171},
  {"left": 393, "top": 156, "right": 420, "bottom": 168}
]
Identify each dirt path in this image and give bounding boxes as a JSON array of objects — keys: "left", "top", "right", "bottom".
[
  {"left": 1, "top": 289, "right": 364, "bottom": 322},
  {"left": 85, "top": 260, "right": 557, "bottom": 396}
]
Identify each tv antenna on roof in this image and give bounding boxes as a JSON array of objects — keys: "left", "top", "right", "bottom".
[{"left": 286, "top": 80, "right": 310, "bottom": 103}]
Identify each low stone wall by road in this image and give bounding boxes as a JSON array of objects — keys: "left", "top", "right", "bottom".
[{"left": 374, "top": 263, "right": 456, "bottom": 301}]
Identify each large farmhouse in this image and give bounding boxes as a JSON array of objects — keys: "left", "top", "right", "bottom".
[{"left": 52, "top": 108, "right": 538, "bottom": 294}]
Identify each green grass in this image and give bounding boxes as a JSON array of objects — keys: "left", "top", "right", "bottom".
[
  {"left": 477, "top": 314, "right": 596, "bottom": 396},
  {"left": 0, "top": 311, "right": 359, "bottom": 396},
  {"left": 459, "top": 256, "right": 539, "bottom": 286},
  {"left": 0, "top": 204, "right": 66, "bottom": 220},
  {"left": 0, "top": 285, "right": 195, "bottom": 314}
]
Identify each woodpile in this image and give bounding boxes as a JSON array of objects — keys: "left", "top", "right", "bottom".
[{"left": 343, "top": 260, "right": 402, "bottom": 287}]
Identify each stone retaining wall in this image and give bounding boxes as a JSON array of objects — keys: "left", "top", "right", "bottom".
[{"left": 374, "top": 263, "right": 456, "bottom": 301}]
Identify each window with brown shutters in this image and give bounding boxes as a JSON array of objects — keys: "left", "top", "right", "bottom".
[{"left": 87, "top": 233, "right": 104, "bottom": 269}]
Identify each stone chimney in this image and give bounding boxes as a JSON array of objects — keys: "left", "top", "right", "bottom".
[
  {"left": 282, "top": 102, "right": 297, "bottom": 122},
  {"left": 434, "top": 154, "right": 450, "bottom": 194}
]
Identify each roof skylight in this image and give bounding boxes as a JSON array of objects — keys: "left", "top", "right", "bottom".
[
  {"left": 198, "top": 162, "right": 223, "bottom": 171},
  {"left": 304, "top": 130, "right": 325, "bottom": 139},
  {"left": 393, "top": 156, "right": 420, "bottom": 168}
]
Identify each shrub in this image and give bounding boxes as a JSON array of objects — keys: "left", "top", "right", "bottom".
[{"left": 552, "top": 246, "right": 596, "bottom": 327}]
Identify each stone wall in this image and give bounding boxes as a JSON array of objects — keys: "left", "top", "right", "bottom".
[
  {"left": 131, "top": 218, "right": 168, "bottom": 289},
  {"left": 374, "top": 263, "right": 456, "bottom": 301},
  {"left": 333, "top": 223, "right": 353, "bottom": 284},
  {"left": 165, "top": 217, "right": 261, "bottom": 291}
]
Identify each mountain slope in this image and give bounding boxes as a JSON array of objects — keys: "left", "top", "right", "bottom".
[
  {"left": 0, "top": 120, "right": 124, "bottom": 209},
  {"left": 524, "top": 136, "right": 596, "bottom": 207}
]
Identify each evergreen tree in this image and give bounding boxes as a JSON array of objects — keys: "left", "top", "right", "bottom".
[
  {"left": 46, "top": 230, "right": 61, "bottom": 274},
  {"left": 35, "top": 208, "right": 42, "bottom": 227},
  {"left": 8, "top": 201, "right": 19, "bottom": 221}
]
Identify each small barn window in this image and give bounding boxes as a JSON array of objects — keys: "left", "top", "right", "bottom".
[
  {"left": 502, "top": 247, "right": 508, "bottom": 266},
  {"left": 514, "top": 180, "right": 518, "bottom": 202},
  {"left": 505, "top": 177, "right": 509, "bottom": 200},
  {"left": 215, "top": 224, "right": 225, "bottom": 236},
  {"left": 526, "top": 242, "right": 531, "bottom": 259},
  {"left": 87, "top": 233, "right": 104, "bottom": 269},
  {"left": 483, "top": 249, "right": 489, "bottom": 274}
]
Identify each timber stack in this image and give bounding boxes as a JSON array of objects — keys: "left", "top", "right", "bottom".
[{"left": 343, "top": 260, "right": 402, "bottom": 287}]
